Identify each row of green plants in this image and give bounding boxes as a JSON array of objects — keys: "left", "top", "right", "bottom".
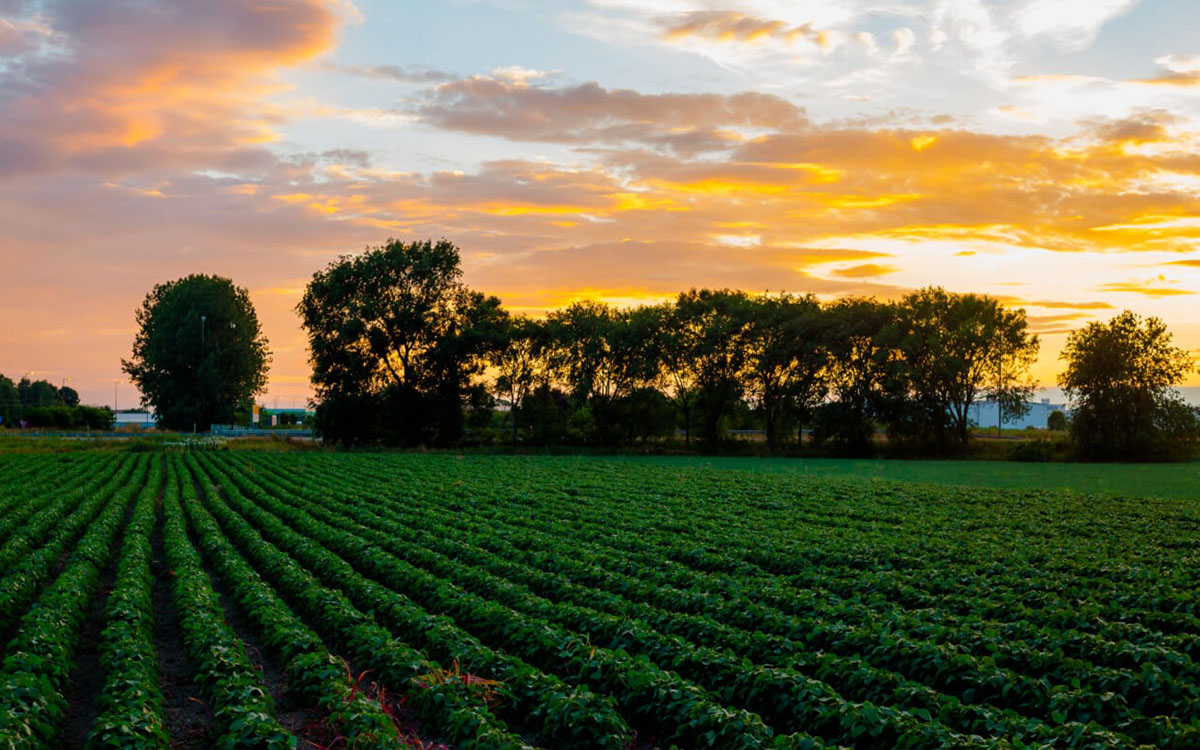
[
  {"left": 2, "top": 451, "right": 1194, "bottom": 747},
  {"left": 0, "top": 456, "right": 139, "bottom": 638},
  {"left": 0, "top": 454, "right": 94, "bottom": 527},
  {"left": 235, "top": 453, "right": 1144, "bottom": 748},
  {"left": 237, "top": 452, "right": 1200, "bottom": 747},
  {"left": 261, "top": 452, "right": 1135, "bottom": 748},
  {"left": 0, "top": 456, "right": 94, "bottom": 546},
  {"left": 86, "top": 457, "right": 169, "bottom": 749},
  {"left": 197, "top": 454, "right": 817, "bottom": 749},
  {"left": 0, "top": 457, "right": 146, "bottom": 747},
  {"left": 289, "top": 453, "right": 1198, "bottom": 706},
  {"left": 424, "top": 456, "right": 1200, "bottom": 655},
  {"left": 191, "top": 454, "right": 634, "bottom": 750},
  {"left": 0, "top": 454, "right": 124, "bottom": 568},
  {"left": 241, "top": 454, "right": 991, "bottom": 748},
  {"left": 178, "top": 454, "right": 499, "bottom": 749},
  {"left": 159, "top": 460, "right": 296, "bottom": 749}
]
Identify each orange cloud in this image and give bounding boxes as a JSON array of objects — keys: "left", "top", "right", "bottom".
[
  {"left": 0, "top": 0, "right": 349, "bottom": 177},
  {"left": 1097, "top": 278, "right": 1195, "bottom": 296},
  {"left": 830, "top": 263, "right": 898, "bottom": 278},
  {"left": 659, "top": 11, "right": 826, "bottom": 47}
]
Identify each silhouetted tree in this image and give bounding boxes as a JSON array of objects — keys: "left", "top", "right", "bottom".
[
  {"left": 122, "top": 274, "right": 270, "bottom": 432},
  {"left": 59, "top": 385, "right": 80, "bottom": 407},
  {"left": 1059, "top": 311, "right": 1198, "bottom": 460},
  {"left": 492, "top": 315, "right": 549, "bottom": 442},
  {"left": 0, "top": 375, "right": 19, "bottom": 427},
  {"left": 18, "top": 378, "right": 64, "bottom": 408},
  {"left": 742, "top": 294, "right": 828, "bottom": 452},
  {"left": 651, "top": 303, "right": 699, "bottom": 446},
  {"left": 815, "top": 298, "right": 892, "bottom": 455},
  {"left": 674, "top": 289, "right": 752, "bottom": 444},
  {"left": 886, "top": 287, "right": 1039, "bottom": 452},
  {"left": 546, "top": 301, "right": 662, "bottom": 445},
  {"left": 298, "top": 239, "right": 505, "bottom": 446},
  {"left": 1047, "top": 409, "right": 1068, "bottom": 431}
]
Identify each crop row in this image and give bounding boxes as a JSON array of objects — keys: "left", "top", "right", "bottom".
[
  {"left": 194, "top": 453, "right": 822, "bottom": 749},
  {"left": 236, "top": 452, "right": 1200, "bottom": 747},
  {"left": 0, "top": 455, "right": 148, "bottom": 747},
  {"left": 228, "top": 452, "right": 1154, "bottom": 749}
]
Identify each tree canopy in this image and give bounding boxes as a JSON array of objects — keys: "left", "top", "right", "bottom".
[
  {"left": 0, "top": 375, "right": 18, "bottom": 426},
  {"left": 59, "top": 385, "right": 80, "bottom": 407},
  {"left": 884, "top": 288, "right": 1039, "bottom": 452},
  {"left": 298, "top": 238, "right": 505, "bottom": 445},
  {"left": 122, "top": 274, "right": 270, "bottom": 431},
  {"left": 1059, "top": 310, "right": 1198, "bottom": 460}
]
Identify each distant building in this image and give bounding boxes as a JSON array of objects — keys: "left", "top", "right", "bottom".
[
  {"left": 114, "top": 411, "right": 156, "bottom": 429},
  {"left": 968, "top": 398, "right": 1066, "bottom": 430}
]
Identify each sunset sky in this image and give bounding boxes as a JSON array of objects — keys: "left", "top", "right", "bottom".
[{"left": 3, "top": 0, "right": 1200, "bottom": 409}]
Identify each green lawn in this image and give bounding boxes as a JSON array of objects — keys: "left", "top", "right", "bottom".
[{"left": 606, "top": 454, "right": 1200, "bottom": 500}]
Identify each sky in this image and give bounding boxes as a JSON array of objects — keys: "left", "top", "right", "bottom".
[{"left": 3, "top": 0, "right": 1200, "bottom": 410}]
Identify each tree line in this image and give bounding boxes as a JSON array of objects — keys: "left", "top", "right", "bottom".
[
  {"left": 0, "top": 375, "right": 113, "bottom": 430},
  {"left": 120, "top": 239, "right": 1200, "bottom": 460},
  {"left": 292, "top": 240, "right": 1199, "bottom": 458}
]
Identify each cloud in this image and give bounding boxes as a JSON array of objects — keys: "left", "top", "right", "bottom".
[
  {"left": 0, "top": 16, "right": 53, "bottom": 56},
  {"left": 830, "top": 263, "right": 898, "bottom": 278},
  {"left": 658, "top": 11, "right": 826, "bottom": 47},
  {"left": 1013, "top": 0, "right": 1141, "bottom": 49},
  {"left": 1136, "top": 54, "right": 1200, "bottom": 87},
  {"left": 1025, "top": 312, "right": 1096, "bottom": 334},
  {"left": 1097, "top": 277, "right": 1195, "bottom": 296},
  {"left": 8, "top": 0, "right": 1200, "bottom": 404},
  {"left": 1166, "top": 259, "right": 1200, "bottom": 268},
  {"left": 1085, "top": 109, "right": 1178, "bottom": 145},
  {"left": 0, "top": 0, "right": 351, "bottom": 178},
  {"left": 318, "top": 61, "right": 455, "bottom": 83},
  {"left": 1022, "top": 299, "right": 1114, "bottom": 310},
  {"left": 413, "top": 76, "right": 807, "bottom": 148}
]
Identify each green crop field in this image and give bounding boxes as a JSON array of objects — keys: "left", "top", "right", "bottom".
[{"left": 0, "top": 452, "right": 1197, "bottom": 749}]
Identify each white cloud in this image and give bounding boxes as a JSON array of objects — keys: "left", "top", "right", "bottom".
[
  {"left": 1013, "top": 0, "right": 1141, "bottom": 49},
  {"left": 490, "top": 65, "right": 559, "bottom": 83},
  {"left": 1156, "top": 54, "right": 1200, "bottom": 74},
  {"left": 856, "top": 31, "right": 879, "bottom": 57}
]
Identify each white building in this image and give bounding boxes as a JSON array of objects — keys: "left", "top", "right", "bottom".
[
  {"left": 967, "top": 398, "right": 1065, "bottom": 430},
  {"left": 113, "top": 411, "right": 156, "bottom": 429}
]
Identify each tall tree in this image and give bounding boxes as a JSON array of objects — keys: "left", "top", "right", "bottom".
[
  {"left": 122, "top": 274, "right": 270, "bottom": 431},
  {"left": 742, "top": 294, "right": 829, "bottom": 452},
  {"left": 0, "top": 375, "right": 18, "bottom": 427},
  {"left": 1059, "top": 310, "right": 1198, "bottom": 460},
  {"left": 651, "top": 303, "right": 700, "bottom": 446},
  {"left": 815, "top": 298, "right": 892, "bottom": 455},
  {"left": 888, "top": 288, "right": 1039, "bottom": 452},
  {"left": 674, "top": 289, "right": 752, "bottom": 444},
  {"left": 298, "top": 239, "right": 505, "bottom": 446},
  {"left": 491, "top": 315, "right": 549, "bottom": 442},
  {"left": 546, "top": 301, "right": 661, "bottom": 444}
]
